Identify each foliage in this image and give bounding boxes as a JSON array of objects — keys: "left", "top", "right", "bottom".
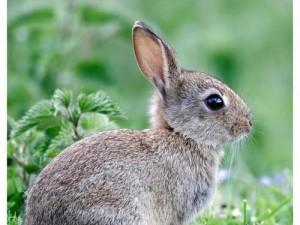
[
  {"left": 7, "top": 89, "right": 125, "bottom": 218},
  {"left": 190, "top": 170, "right": 293, "bottom": 225}
]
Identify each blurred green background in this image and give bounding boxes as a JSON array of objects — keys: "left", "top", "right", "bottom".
[{"left": 8, "top": 0, "right": 292, "bottom": 176}]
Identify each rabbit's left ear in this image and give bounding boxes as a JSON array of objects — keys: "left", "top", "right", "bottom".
[{"left": 133, "top": 21, "right": 181, "bottom": 95}]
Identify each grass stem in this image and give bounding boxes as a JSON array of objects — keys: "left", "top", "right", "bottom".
[{"left": 243, "top": 199, "right": 247, "bottom": 225}]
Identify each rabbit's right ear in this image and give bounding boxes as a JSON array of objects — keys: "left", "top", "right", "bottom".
[{"left": 133, "top": 21, "right": 181, "bottom": 96}]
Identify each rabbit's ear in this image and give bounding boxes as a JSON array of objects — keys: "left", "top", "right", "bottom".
[{"left": 133, "top": 21, "right": 181, "bottom": 95}]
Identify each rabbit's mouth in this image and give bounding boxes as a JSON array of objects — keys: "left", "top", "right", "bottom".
[
  {"left": 228, "top": 121, "right": 252, "bottom": 143},
  {"left": 228, "top": 115, "right": 253, "bottom": 138}
]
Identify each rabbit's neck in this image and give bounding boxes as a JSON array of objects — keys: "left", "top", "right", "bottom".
[{"left": 149, "top": 93, "right": 173, "bottom": 130}]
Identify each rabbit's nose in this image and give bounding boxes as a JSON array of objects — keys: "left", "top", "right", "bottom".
[{"left": 245, "top": 119, "right": 253, "bottom": 134}]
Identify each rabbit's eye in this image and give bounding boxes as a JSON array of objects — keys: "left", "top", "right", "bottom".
[{"left": 205, "top": 94, "right": 224, "bottom": 110}]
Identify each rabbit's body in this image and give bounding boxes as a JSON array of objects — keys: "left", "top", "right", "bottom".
[
  {"left": 26, "top": 21, "right": 252, "bottom": 225},
  {"left": 26, "top": 128, "right": 222, "bottom": 225}
]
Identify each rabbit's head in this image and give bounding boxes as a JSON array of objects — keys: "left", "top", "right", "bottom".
[{"left": 133, "top": 21, "right": 252, "bottom": 147}]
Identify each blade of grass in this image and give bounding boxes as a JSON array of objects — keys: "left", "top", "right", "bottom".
[{"left": 257, "top": 197, "right": 291, "bottom": 222}]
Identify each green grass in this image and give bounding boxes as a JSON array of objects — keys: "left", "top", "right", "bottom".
[
  {"left": 193, "top": 196, "right": 292, "bottom": 225},
  {"left": 7, "top": 211, "right": 19, "bottom": 225},
  {"left": 190, "top": 170, "right": 292, "bottom": 225}
]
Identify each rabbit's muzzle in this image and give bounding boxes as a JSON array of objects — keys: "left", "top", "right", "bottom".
[{"left": 229, "top": 115, "right": 253, "bottom": 139}]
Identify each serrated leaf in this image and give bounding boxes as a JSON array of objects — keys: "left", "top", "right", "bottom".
[
  {"left": 80, "top": 113, "right": 105, "bottom": 130},
  {"left": 47, "top": 122, "right": 74, "bottom": 155},
  {"left": 79, "top": 113, "right": 118, "bottom": 138},
  {"left": 77, "top": 91, "right": 125, "bottom": 118},
  {"left": 44, "top": 125, "right": 61, "bottom": 138},
  {"left": 70, "top": 105, "right": 81, "bottom": 124},
  {"left": 52, "top": 89, "right": 72, "bottom": 117},
  {"left": 13, "top": 100, "right": 55, "bottom": 137}
]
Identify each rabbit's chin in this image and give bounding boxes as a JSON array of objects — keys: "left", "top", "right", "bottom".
[{"left": 228, "top": 132, "right": 249, "bottom": 144}]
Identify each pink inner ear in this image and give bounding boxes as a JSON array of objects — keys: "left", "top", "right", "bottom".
[{"left": 133, "top": 28, "right": 165, "bottom": 85}]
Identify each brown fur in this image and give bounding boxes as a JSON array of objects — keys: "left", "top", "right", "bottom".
[{"left": 25, "top": 21, "right": 252, "bottom": 225}]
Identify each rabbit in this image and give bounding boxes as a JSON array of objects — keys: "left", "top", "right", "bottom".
[{"left": 25, "top": 21, "right": 253, "bottom": 225}]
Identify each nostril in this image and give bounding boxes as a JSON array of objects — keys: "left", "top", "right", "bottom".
[
  {"left": 249, "top": 120, "right": 253, "bottom": 127},
  {"left": 245, "top": 119, "right": 253, "bottom": 134}
]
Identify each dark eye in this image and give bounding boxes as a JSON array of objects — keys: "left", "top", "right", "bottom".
[{"left": 205, "top": 94, "right": 224, "bottom": 110}]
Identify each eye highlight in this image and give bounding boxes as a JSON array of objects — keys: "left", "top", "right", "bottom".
[{"left": 205, "top": 94, "right": 225, "bottom": 110}]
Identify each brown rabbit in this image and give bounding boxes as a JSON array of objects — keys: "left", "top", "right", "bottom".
[{"left": 25, "top": 21, "right": 252, "bottom": 225}]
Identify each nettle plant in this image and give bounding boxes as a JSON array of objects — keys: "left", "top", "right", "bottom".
[{"left": 7, "top": 89, "right": 125, "bottom": 215}]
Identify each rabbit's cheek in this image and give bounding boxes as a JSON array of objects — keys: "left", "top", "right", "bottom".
[{"left": 229, "top": 124, "right": 242, "bottom": 138}]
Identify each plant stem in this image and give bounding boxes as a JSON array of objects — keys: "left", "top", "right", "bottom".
[{"left": 72, "top": 124, "right": 81, "bottom": 141}]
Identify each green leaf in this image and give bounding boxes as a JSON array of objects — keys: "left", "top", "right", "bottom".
[
  {"left": 22, "top": 163, "right": 40, "bottom": 174},
  {"left": 47, "top": 122, "right": 74, "bottom": 156},
  {"left": 70, "top": 105, "right": 81, "bottom": 124},
  {"left": 53, "top": 89, "right": 72, "bottom": 108},
  {"left": 52, "top": 89, "right": 73, "bottom": 117},
  {"left": 77, "top": 91, "right": 125, "bottom": 118},
  {"left": 7, "top": 177, "right": 25, "bottom": 197},
  {"left": 44, "top": 125, "right": 61, "bottom": 139},
  {"left": 7, "top": 167, "right": 18, "bottom": 179},
  {"left": 45, "top": 149, "right": 60, "bottom": 158},
  {"left": 79, "top": 113, "right": 118, "bottom": 138},
  {"left": 13, "top": 100, "right": 55, "bottom": 137}
]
